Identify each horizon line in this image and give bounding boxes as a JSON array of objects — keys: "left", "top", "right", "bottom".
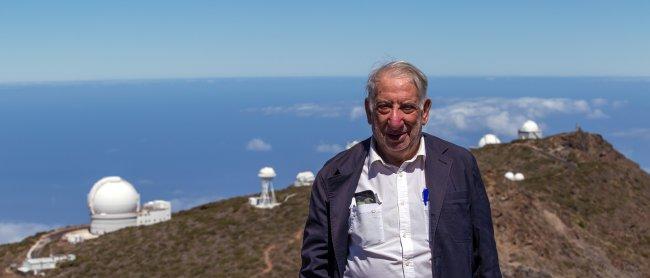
[{"left": 1, "top": 75, "right": 649, "bottom": 86}]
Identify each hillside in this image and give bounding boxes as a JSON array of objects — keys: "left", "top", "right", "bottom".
[{"left": 1, "top": 130, "right": 648, "bottom": 277}]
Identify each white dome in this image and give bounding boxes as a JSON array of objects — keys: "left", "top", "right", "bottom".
[
  {"left": 478, "top": 134, "right": 501, "bottom": 148},
  {"left": 88, "top": 176, "right": 140, "bottom": 215},
  {"left": 258, "top": 167, "right": 276, "bottom": 178},
  {"left": 296, "top": 171, "right": 315, "bottom": 181},
  {"left": 504, "top": 172, "right": 515, "bottom": 181},
  {"left": 520, "top": 120, "right": 541, "bottom": 133},
  {"left": 514, "top": 173, "right": 525, "bottom": 181}
]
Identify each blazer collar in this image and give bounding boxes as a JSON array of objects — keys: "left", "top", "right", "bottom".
[{"left": 422, "top": 133, "right": 452, "bottom": 248}]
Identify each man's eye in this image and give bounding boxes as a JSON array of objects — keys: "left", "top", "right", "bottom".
[
  {"left": 377, "top": 105, "right": 391, "bottom": 113},
  {"left": 401, "top": 106, "right": 417, "bottom": 113}
]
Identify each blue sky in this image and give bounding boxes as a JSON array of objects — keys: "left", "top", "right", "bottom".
[
  {"left": 0, "top": 2, "right": 649, "bottom": 244},
  {"left": 1, "top": 1, "right": 649, "bottom": 82}
]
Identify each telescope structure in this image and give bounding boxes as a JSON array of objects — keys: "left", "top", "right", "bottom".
[
  {"left": 518, "top": 120, "right": 542, "bottom": 139},
  {"left": 249, "top": 167, "right": 280, "bottom": 209},
  {"left": 88, "top": 176, "right": 171, "bottom": 235}
]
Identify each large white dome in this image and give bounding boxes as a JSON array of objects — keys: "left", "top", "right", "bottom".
[
  {"left": 258, "top": 167, "right": 276, "bottom": 178},
  {"left": 478, "top": 134, "right": 501, "bottom": 148},
  {"left": 88, "top": 176, "right": 140, "bottom": 215},
  {"left": 520, "top": 120, "right": 541, "bottom": 133}
]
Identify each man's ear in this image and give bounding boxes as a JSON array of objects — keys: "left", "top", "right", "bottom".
[
  {"left": 421, "top": 98, "right": 432, "bottom": 125},
  {"left": 364, "top": 98, "right": 373, "bottom": 125}
]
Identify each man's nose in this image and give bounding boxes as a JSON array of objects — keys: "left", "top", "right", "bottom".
[{"left": 388, "top": 110, "right": 405, "bottom": 130}]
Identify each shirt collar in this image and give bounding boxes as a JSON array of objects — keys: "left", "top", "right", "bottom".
[{"left": 369, "top": 135, "right": 426, "bottom": 168}]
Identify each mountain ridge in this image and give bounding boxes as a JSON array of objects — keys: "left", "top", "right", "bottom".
[{"left": 1, "top": 130, "right": 648, "bottom": 277}]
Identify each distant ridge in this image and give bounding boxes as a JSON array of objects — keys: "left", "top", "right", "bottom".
[{"left": 1, "top": 130, "right": 648, "bottom": 277}]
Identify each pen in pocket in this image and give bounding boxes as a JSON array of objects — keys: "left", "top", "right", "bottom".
[{"left": 422, "top": 188, "right": 429, "bottom": 206}]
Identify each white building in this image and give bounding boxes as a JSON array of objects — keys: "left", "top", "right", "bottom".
[
  {"left": 137, "top": 200, "right": 172, "bottom": 226},
  {"left": 64, "top": 229, "right": 98, "bottom": 244},
  {"left": 294, "top": 171, "right": 315, "bottom": 187},
  {"left": 478, "top": 134, "right": 501, "bottom": 148},
  {"left": 88, "top": 176, "right": 171, "bottom": 235},
  {"left": 518, "top": 120, "right": 542, "bottom": 139},
  {"left": 17, "top": 255, "right": 76, "bottom": 275}
]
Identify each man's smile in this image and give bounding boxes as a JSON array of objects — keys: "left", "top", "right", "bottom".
[{"left": 385, "top": 132, "right": 406, "bottom": 142}]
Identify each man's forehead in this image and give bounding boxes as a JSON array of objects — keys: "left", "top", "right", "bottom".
[{"left": 375, "top": 78, "right": 419, "bottom": 102}]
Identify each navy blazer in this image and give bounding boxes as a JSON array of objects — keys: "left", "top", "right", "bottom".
[{"left": 300, "top": 133, "right": 502, "bottom": 277}]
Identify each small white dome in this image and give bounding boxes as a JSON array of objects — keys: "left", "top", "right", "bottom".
[
  {"left": 258, "top": 167, "right": 276, "bottom": 178},
  {"left": 88, "top": 176, "right": 140, "bottom": 215},
  {"left": 514, "top": 173, "right": 525, "bottom": 181},
  {"left": 504, "top": 172, "right": 515, "bottom": 181},
  {"left": 520, "top": 120, "right": 541, "bottom": 133},
  {"left": 478, "top": 134, "right": 501, "bottom": 148},
  {"left": 296, "top": 171, "right": 315, "bottom": 181}
]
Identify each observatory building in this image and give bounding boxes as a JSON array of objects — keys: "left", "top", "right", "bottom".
[
  {"left": 294, "top": 171, "right": 315, "bottom": 187},
  {"left": 88, "top": 176, "right": 171, "bottom": 235},
  {"left": 518, "top": 120, "right": 542, "bottom": 139},
  {"left": 478, "top": 134, "right": 501, "bottom": 148},
  {"left": 249, "top": 167, "right": 280, "bottom": 209},
  {"left": 88, "top": 177, "right": 140, "bottom": 234},
  {"left": 137, "top": 200, "right": 172, "bottom": 226}
]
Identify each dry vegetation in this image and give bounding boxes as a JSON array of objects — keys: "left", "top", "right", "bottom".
[{"left": 0, "top": 130, "right": 648, "bottom": 277}]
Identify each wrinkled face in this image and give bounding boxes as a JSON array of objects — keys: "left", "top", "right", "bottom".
[{"left": 365, "top": 74, "right": 431, "bottom": 165}]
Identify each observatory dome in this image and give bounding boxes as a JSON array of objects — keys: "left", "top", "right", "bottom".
[
  {"left": 294, "top": 171, "right": 315, "bottom": 187},
  {"left": 478, "top": 134, "right": 501, "bottom": 148},
  {"left": 258, "top": 167, "right": 277, "bottom": 178},
  {"left": 520, "top": 120, "right": 541, "bottom": 133},
  {"left": 88, "top": 176, "right": 140, "bottom": 215}
]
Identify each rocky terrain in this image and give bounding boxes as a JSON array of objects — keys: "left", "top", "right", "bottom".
[{"left": 1, "top": 130, "right": 648, "bottom": 277}]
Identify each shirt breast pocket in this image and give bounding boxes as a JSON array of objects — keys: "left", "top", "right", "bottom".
[{"left": 352, "top": 203, "right": 385, "bottom": 247}]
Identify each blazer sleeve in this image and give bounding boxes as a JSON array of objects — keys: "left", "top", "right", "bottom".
[
  {"left": 469, "top": 154, "right": 503, "bottom": 277},
  {"left": 300, "top": 172, "right": 332, "bottom": 277}
]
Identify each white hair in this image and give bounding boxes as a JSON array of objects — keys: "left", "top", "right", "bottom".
[{"left": 366, "top": 60, "right": 428, "bottom": 108}]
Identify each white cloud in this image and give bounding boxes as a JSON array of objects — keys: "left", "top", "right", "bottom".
[
  {"left": 0, "top": 222, "right": 54, "bottom": 244},
  {"left": 587, "top": 109, "right": 608, "bottom": 119},
  {"left": 246, "top": 102, "right": 366, "bottom": 119},
  {"left": 591, "top": 98, "right": 608, "bottom": 107},
  {"left": 250, "top": 103, "right": 342, "bottom": 117},
  {"left": 350, "top": 106, "right": 365, "bottom": 120},
  {"left": 170, "top": 195, "right": 222, "bottom": 212},
  {"left": 246, "top": 138, "right": 272, "bottom": 151},
  {"left": 426, "top": 97, "right": 609, "bottom": 138},
  {"left": 316, "top": 143, "right": 343, "bottom": 153},
  {"left": 612, "top": 128, "right": 650, "bottom": 140},
  {"left": 611, "top": 100, "right": 628, "bottom": 109}
]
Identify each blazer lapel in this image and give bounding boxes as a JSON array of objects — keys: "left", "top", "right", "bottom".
[
  {"left": 326, "top": 172, "right": 357, "bottom": 275},
  {"left": 424, "top": 134, "right": 452, "bottom": 253},
  {"left": 325, "top": 139, "right": 369, "bottom": 276}
]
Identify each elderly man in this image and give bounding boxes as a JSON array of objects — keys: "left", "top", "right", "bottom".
[{"left": 300, "top": 61, "right": 501, "bottom": 277}]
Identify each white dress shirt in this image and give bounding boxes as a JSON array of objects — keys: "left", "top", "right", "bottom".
[{"left": 343, "top": 136, "right": 432, "bottom": 278}]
